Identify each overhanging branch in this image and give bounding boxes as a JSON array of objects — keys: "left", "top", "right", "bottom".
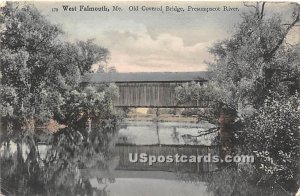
[{"left": 263, "top": 9, "right": 299, "bottom": 61}]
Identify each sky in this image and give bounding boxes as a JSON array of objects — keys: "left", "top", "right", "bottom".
[{"left": 33, "top": 1, "right": 299, "bottom": 72}]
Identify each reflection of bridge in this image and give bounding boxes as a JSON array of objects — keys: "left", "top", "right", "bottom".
[{"left": 83, "top": 72, "right": 210, "bottom": 108}]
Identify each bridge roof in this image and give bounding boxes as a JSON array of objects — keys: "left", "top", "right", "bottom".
[{"left": 83, "top": 72, "right": 209, "bottom": 83}]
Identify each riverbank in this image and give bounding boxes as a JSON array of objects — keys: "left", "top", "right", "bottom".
[{"left": 126, "top": 113, "right": 197, "bottom": 123}]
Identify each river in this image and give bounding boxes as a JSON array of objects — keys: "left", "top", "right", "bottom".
[
  {"left": 0, "top": 120, "right": 215, "bottom": 196},
  {"left": 117, "top": 120, "right": 217, "bottom": 145}
]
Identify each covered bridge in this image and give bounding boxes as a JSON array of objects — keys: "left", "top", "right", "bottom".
[{"left": 82, "top": 72, "right": 210, "bottom": 108}]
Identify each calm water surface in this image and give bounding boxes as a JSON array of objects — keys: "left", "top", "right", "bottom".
[
  {"left": 118, "top": 120, "right": 216, "bottom": 145},
  {"left": 0, "top": 120, "right": 215, "bottom": 195}
]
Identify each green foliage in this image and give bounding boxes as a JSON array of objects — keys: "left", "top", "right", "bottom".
[
  {"left": 175, "top": 2, "right": 300, "bottom": 193},
  {"left": 175, "top": 81, "right": 229, "bottom": 106},
  {"left": 208, "top": 5, "right": 300, "bottom": 109},
  {"left": 175, "top": 81, "right": 232, "bottom": 124},
  {"left": 0, "top": 2, "right": 112, "bottom": 136},
  {"left": 1, "top": 86, "right": 18, "bottom": 116},
  {"left": 207, "top": 3, "right": 300, "bottom": 192},
  {"left": 0, "top": 2, "right": 117, "bottom": 195},
  {"left": 241, "top": 92, "right": 300, "bottom": 189},
  {"left": 206, "top": 168, "right": 288, "bottom": 196},
  {"left": 57, "top": 84, "right": 119, "bottom": 128},
  {"left": 76, "top": 39, "right": 110, "bottom": 75}
]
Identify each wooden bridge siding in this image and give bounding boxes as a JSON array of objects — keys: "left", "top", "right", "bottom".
[
  {"left": 114, "top": 82, "right": 209, "bottom": 107},
  {"left": 114, "top": 145, "right": 219, "bottom": 173},
  {"left": 114, "top": 83, "right": 176, "bottom": 107}
]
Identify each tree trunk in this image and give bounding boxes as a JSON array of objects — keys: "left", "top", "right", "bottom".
[{"left": 218, "top": 107, "right": 236, "bottom": 159}]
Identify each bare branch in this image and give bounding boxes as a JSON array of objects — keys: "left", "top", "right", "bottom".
[
  {"left": 243, "top": 2, "right": 257, "bottom": 9},
  {"left": 264, "top": 10, "right": 300, "bottom": 61},
  {"left": 183, "top": 127, "right": 219, "bottom": 138},
  {"left": 260, "top": 2, "right": 266, "bottom": 19},
  {"left": 195, "top": 127, "right": 219, "bottom": 137}
]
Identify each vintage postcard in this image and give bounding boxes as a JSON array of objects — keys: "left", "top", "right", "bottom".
[{"left": 0, "top": 1, "right": 300, "bottom": 196}]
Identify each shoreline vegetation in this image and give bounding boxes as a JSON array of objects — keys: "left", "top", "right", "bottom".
[
  {"left": 1, "top": 2, "right": 299, "bottom": 195},
  {"left": 126, "top": 109, "right": 198, "bottom": 123},
  {"left": 125, "top": 114, "right": 197, "bottom": 123}
]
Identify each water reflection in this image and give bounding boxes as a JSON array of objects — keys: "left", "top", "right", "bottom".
[
  {"left": 0, "top": 124, "right": 117, "bottom": 196},
  {"left": 117, "top": 120, "right": 217, "bottom": 145},
  {"left": 1, "top": 120, "right": 216, "bottom": 195}
]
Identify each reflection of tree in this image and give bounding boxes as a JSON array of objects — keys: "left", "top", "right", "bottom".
[
  {"left": 155, "top": 121, "right": 161, "bottom": 145},
  {"left": 181, "top": 134, "right": 198, "bottom": 145},
  {"left": 0, "top": 2, "right": 120, "bottom": 195},
  {"left": 171, "top": 127, "right": 180, "bottom": 143},
  {"left": 0, "top": 123, "right": 118, "bottom": 195}
]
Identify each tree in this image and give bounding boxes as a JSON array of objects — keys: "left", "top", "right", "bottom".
[
  {"left": 96, "top": 62, "right": 117, "bottom": 73},
  {"left": 209, "top": 2, "right": 300, "bottom": 192},
  {"left": 208, "top": 2, "right": 300, "bottom": 109},
  {"left": 0, "top": 2, "right": 64, "bottom": 133},
  {"left": 0, "top": 2, "right": 111, "bottom": 139},
  {"left": 56, "top": 84, "right": 119, "bottom": 130},
  {"left": 175, "top": 2, "right": 300, "bottom": 193},
  {"left": 0, "top": 3, "right": 120, "bottom": 195},
  {"left": 76, "top": 39, "right": 110, "bottom": 75}
]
